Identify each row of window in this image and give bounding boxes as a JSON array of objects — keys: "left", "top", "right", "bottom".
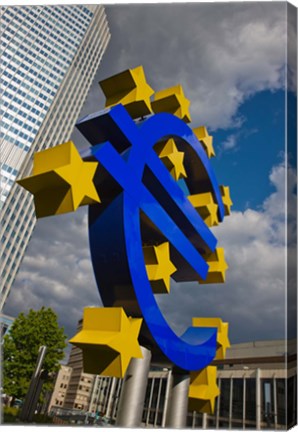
[
  {"left": 1, "top": 163, "right": 19, "bottom": 176},
  {"left": 1, "top": 190, "right": 9, "bottom": 197},
  {"left": 6, "top": 54, "right": 69, "bottom": 90},
  {"left": 3, "top": 36, "right": 70, "bottom": 72},
  {"left": 2, "top": 73, "right": 53, "bottom": 104},
  {"left": 57, "top": 4, "right": 93, "bottom": 26},
  {"left": 2, "top": 59, "right": 63, "bottom": 91},
  {"left": 0, "top": 122, "right": 33, "bottom": 149},
  {"left": 2, "top": 97, "right": 43, "bottom": 120},
  {"left": 2, "top": 84, "right": 47, "bottom": 109},
  {"left": 2, "top": 67, "right": 56, "bottom": 94},
  {"left": 2, "top": 215, "right": 33, "bottom": 254},
  {"left": 0, "top": 104, "right": 42, "bottom": 128},
  {"left": 5, "top": 6, "right": 83, "bottom": 43},
  {"left": 3, "top": 7, "right": 81, "bottom": 54},
  {"left": 3, "top": 36, "right": 69, "bottom": 75},
  {"left": 34, "top": 9, "right": 84, "bottom": 44},
  {"left": 1, "top": 111, "right": 39, "bottom": 134},
  {"left": 4, "top": 25, "right": 73, "bottom": 67},
  {"left": 1, "top": 175, "right": 14, "bottom": 187},
  {"left": 4, "top": 6, "right": 87, "bottom": 43},
  {"left": 2, "top": 134, "right": 31, "bottom": 152},
  {"left": 1, "top": 60, "right": 61, "bottom": 94},
  {"left": 48, "top": 7, "right": 91, "bottom": 36},
  {"left": 2, "top": 34, "right": 72, "bottom": 76}
]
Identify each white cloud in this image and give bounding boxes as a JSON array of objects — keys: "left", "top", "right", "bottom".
[
  {"left": 221, "top": 135, "right": 237, "bottom": 151},
  {"left": 85, "top": 3, "right": 287, "bottom": 130}
]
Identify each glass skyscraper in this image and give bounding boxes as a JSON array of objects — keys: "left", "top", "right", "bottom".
[{"left": 0, "top": 5, "right": 110, "bottom": 308}]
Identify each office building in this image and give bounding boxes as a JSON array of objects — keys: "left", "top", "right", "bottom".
[
  {"left": 0, "top": 5, "right": 110, "bottom": 309},
  {"left": 63, "top": 343, "right": 95, "bottom": 411},
  {"left": 48, "top": 338, "right": 296, "bottom": 429},
  {"left": 48, "top": 365, "right": 72, "bottom": 410}
]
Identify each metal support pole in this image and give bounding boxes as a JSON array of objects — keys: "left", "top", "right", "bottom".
[
  {"left": 165, "top": 371, "right": 190, "bottom": 428},
  {"left": 256, "top": 368, "right": 261, "bottom": 429},
  {"left": 192, "top": 411, "right": 197, "bottom": 428},
  {"left": 154, "top": 377, "right": 163, "bottom": 427},
  {"left": 243, "top": 377, "right": 246, "bottom": 429},
  {"left": 202, "top": 412, "right": 208, "bottom": 429},
  {"left": 273, "top": 376, "right": 278, "bottom": 429},
  {"left": 112, "top": 379, "right": 122, "bottom": 420},
  {"left": 116, "top": 346, "right": 151, "bottom": 427},
  {"left": 216, "top": 377, "right": 221, "bottom": 429},
  {"left": 229, "top": 378, "right": 233, "bottom": 429},
  {"left": 88, "top": 374, "right": 100, "bottom": 413},
  {"left": 145, "top": 377, "right": 154, "bottom": 426},
  {"left": 106, "top": 377, "right": 117, "bottom": 419},
  {"left": 19, "top": 346, "right": 47, "bottom": 422},
  {"left": 161, "top": 369, "right": 172, "bottom": 428}
]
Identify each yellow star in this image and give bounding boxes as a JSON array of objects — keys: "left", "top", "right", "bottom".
[
  {"left": 198, "top": 247, "right": 228, "bottom": 284},
  {"left": 155, "top": 138, "right": 187, "bottom": 181},
  {"left": 151, "top": 85, "right": 191, "bottom": 123},
  {"left": 143, "top": 242, "right": 176, "bottom": 294},
  {"left": 193, "top": 126, "right": 215, "bottom": 158},
  {"left": 188, "top": 192, "right": 219, "bottom": 227},
  {"left": 220, "top": 185, "right": 233, "bottom": 215},
  {"left": 69, "top": 307, "right": 143, "bottom": 378},
  {"left": 17, "top": 141, "right": 100, "bottom": 218},
  {"left": 99, "top": 65, "right": 154, "bottom": 119},
  {"left": 192, "top": 318, "right": 230, "bottom": 360},
  {"left": 188, "top": 366, "right": 220, "bottom": 414}
]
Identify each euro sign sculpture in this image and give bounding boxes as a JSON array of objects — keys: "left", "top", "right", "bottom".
[{"left": 18, "top": 66, "right": 232, "bottom": 412}]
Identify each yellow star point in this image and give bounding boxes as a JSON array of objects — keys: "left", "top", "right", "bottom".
[
  {"left": 198, "top": 247, "right": 228, "bottom": 284},
  {"left": 151, "top": 85, "right": 191, "bottom": 123},
  {"left": 99, "top": 65, "right": 154, "bottom": 119},
  {"left": 143, "top": 242, "right": 176, "bottom": 294},
  {"left": 188, "top": 366, "right": 220, "bottom": 414},
  {"left": 155, "top": 139, "right": 187, "bottom": 181},
  {"left": 17, "top": 141, "right": 100, "bottom": 218},
  {"left": 193, "top": 126, "right": 215, "bottom": 158},
  {"left": 188, "top": 192, "right": 219, "bottom": 227},
  {"left": 220, "top": 185, "right": 233, "bottom": 215},
  {"left": 69, "top": 307, "right": 143, "bottom": 378},
  {"left": 192, "top": 318, "right": 230, "bottom": 360}
]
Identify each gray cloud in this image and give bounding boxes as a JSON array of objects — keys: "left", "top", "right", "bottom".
[
  {"left": 79, "top": 2, "right": 286, "bottom": 130},
  {"left": 5, "top": 208, "right": 100, "bottom": 343}
]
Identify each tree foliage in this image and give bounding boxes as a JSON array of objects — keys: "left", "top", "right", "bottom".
[{"left": 3, "top": 307, "right": 67, "bottom": 402}]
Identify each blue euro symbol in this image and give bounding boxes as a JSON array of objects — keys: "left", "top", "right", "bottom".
[{"left": 77, "top": 104, "right": 225, "bottom": 371}]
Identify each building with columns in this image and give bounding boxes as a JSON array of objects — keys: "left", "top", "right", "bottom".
[{"left": 48, "top": 338, "right": 296, "bottom": 429}]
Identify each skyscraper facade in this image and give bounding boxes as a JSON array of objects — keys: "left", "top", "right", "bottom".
[{"left": 0, "top": 5, "right": 110, "bottom": 308}]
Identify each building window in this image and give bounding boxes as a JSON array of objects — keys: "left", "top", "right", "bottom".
[
  {"left": 232, "top": 378, "right": 244, "bottom": 424},
  {"left": 276, "top": 378, "right": 286, "bottom": 426},
  {"left": 245, "top": 378, "right": 256, "bottom": 423},
  {"left": 219, "top": 379, "right": 230, "bottom": 420}
]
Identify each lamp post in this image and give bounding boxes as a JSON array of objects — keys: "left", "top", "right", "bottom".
[{"left": 19, "top": 346, "right": 47, "bottom": 422}]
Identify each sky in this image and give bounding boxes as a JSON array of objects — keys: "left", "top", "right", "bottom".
[{"left": 4, "top": 2, "right": 297, "bottom": 358}]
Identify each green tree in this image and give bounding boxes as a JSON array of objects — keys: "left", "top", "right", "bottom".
[{"left": 3, "top": 307, "right": 67, "bottom": 405}]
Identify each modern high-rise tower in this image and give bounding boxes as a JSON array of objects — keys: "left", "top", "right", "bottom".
[{"left": 0, "top": 5, "right": 110, "bottom": 309}]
